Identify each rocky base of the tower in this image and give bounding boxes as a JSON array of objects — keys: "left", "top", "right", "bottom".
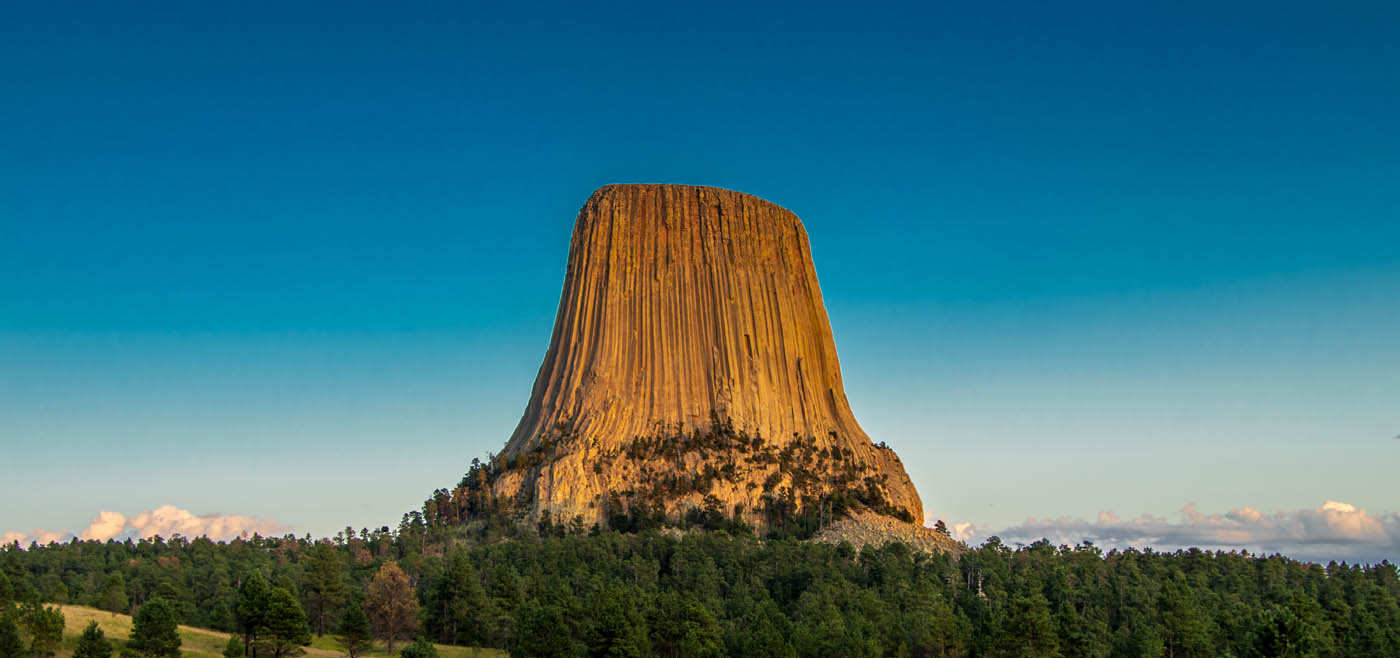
[
  {"left": 810, "top": 511, "right": 966, "bottom": 555},
  {"left": 456, "top": 419, "right": 921, "bottom": 533}
]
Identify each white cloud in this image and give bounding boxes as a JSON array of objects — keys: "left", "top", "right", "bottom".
[
  {"left": 3, "top": 531, "right": 31, "bottom": 545},
  {"left": 2, "top": 528, "right": 68, "bottom": 546},
  {"left": 80, "top": 511, "right": 128, "bottom": 541},
  {"left": 126, "top": 505, "right": 285, "bottom": 541},
  {"left": 5, "top": 505, "right": 288, "bottom": 547},
  {"left": 967, "top": 500, "right": 1400, "bottom": 564}
]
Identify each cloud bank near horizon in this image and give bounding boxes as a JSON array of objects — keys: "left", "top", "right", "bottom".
[
  {"left": 3, "top": 505, "right": 288, "bottom": 547},
  {"left": 9, "top": 501, "right": 1396, "bottom": 565},
  {"left": 944, "top": 500, "right": 1399, "bottom": 564}
]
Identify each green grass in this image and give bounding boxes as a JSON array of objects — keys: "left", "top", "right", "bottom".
[
  {"left": 305, "top": 634, "right": 503, "bottom": 658},
  {"left": 48, "top": 605, "right": 503, "bottom": 658}
]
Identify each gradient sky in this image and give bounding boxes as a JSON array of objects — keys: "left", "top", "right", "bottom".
[{"left": 2, "top": 2, "right": 1397, "bottom": 560}]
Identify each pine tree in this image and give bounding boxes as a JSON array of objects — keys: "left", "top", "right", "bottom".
[
  {"left": 153, "top": 582, "right": 192, "bottom": 625},
  {"left": 0, "top": 617, "right": 23, "bottom": 658},
  {"left": 222, "top": 635, "right": 244, "bottom": 658},
  {"left": 647, "top": 592, "right": 721, "bottom": 658},
  {"left": 96, "top": 575, "right": 129, "bottom": 615},
  {"left": 1159, "top": 577, "right": 1209, "bottom": 658},
  {"left": 1001, "top": 591, "right": 1062, "bottom": 658},
  {"left": 511, "top": 602, "right": 575, "bottom": 658},
  {"left": 425, "top": 552, "right": 486, "bottom": 645},
  {"left": 74, "top": 622, "right": 113, "bottom": 658},
  {"left": 129, "top": 598, "right": 182, "bottom": 658},
  {"left": 1246, "top": 605, "right": 1319, "bottom": 658},
  {"left": 236, "top": 571, "right": 270, "bottom": 658},
  {"left": 399, "top": 637, "right": 439, "bottom": 658},
  {"left": 336, "top": 604, "right": 372, "bottom": 658},
  {"left": 259, "top": 587, "right": 310, "bottom": 658},
  {"left": 22, "top": 604, "right": 65, "bottom": 658},
  {"left": 302, "top": 543, "right": 346, "bottom": 637},
  {"left": 582, "top": 586, "right": 649, "bottom": 658}
]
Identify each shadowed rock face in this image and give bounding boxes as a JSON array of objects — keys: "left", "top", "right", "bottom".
[{"left": 495, "top": 184, "right": 923, "bottom": 525}]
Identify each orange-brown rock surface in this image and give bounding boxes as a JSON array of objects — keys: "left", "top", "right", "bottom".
[{"left": 494, "top": 184, "right": 923, "bottom": 527}]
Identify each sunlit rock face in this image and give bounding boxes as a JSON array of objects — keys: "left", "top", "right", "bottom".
[{"left": 495, "top": 184, "right": 923, "bottom": 526}]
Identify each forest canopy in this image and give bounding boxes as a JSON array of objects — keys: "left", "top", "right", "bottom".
[{"left": 4, "top": 520, "right": 1398, "bottom": 658}]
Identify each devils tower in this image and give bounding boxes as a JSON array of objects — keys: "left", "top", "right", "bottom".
[{"left": 489, "top": 184, "right": 923, "bottom": 529}]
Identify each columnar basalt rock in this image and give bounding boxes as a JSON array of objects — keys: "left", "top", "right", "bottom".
[{"left": 494, "top": 184, "right": 923, "bottom": 527}]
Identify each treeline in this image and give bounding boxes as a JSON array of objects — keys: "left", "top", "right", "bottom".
[{"left": 4, "top": 526, "right": 1399, "bottom": 658}]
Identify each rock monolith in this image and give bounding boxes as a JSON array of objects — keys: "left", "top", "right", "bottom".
[{"left": 492, "top": 184, "right": 923, "bottom": 528}]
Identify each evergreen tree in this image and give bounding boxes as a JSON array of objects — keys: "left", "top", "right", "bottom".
[
  {"left": 96, "top": 575, "right": 129, "bottom": 615},
  {"left": 129, "top": 598, "right": 182, "bottom": 658},
  {"left": 1246, "top": 605, "right": 1318, "bottom": 658},
  {"left": 22, "top": 604, "right": 65, "bottom": 658},
  {"left": 648, "top": 592, "right": 721, "bottom": 658},
  {"left": 425, "top": 552, "right": 486, "bottom": 645},
  {"left": 236, "top": 571, "right": 270, "bottom": 658},
  {"left": 737, "top": 600, "right": 794, "bottom": 658},
  {"left": 74, "top": 622, "right": 113, "bottom": 658},
  {"left": 1000, "top": 590, "right": 1062, "bottom": 657},
  {"left": 301, "top": 543, "right": 345, "bottom": 637},
  {"left": 8, "top": 581, "right": 36, "bottom": 608},
  {"left": 1159, "top": 577, "right": 1209, "bottom": 658},
  {"left": 510, "top": 602, "right": 574, "bottom": 658},
  {"left": 1112, "top": 612, "right": 1165, "bottom": 658},
  {"left": 900, "top": 589, "right": 966, "bottom": 658},
  {"left": 0, "top": 617, "right": 23, "bottom": 658},
  {"left": 222, "top": 636, "right": 244, "bottom": 658},
  {"left": 258, "top": 587, "right": 310, "bottom": 658},
  {"left": 399, "top": 637, "right": 439, "bottom": 658},
  {"left": 483, "top": 562, "right": 521, "bottom": 646},
  {"left": 582, "top": 586, "right": 649, "bottom": 658},
  {"left": 335, "top": 604, "right": 372, "bottom": 658},
  {"left": 153, "top": 582, "right": 192, "bottom": 625}
]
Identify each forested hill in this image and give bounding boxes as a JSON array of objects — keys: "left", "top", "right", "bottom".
[{"left": 4, "top": 525, "right": 1399, "bottom": 658}]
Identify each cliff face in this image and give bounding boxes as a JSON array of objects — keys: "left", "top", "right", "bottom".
[{"left": 494, "top": 184, "right": 922, "bottom": 526}]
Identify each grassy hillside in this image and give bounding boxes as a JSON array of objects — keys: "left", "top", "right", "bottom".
[{"left": 50, "top": 605, "right": 503, "bottom": 658}]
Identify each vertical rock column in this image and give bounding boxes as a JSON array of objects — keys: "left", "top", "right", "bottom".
[{"left": 496, "top": 184, "right": 923, "bottom": 524}]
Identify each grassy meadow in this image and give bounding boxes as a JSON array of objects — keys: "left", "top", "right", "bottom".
[{"left": 48, "top": 605, "right": 503, "bottom": 658}]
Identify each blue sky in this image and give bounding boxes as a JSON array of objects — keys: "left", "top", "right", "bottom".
[{"left": 2, "top": 2, "right": 1397, "bottom": 561}]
